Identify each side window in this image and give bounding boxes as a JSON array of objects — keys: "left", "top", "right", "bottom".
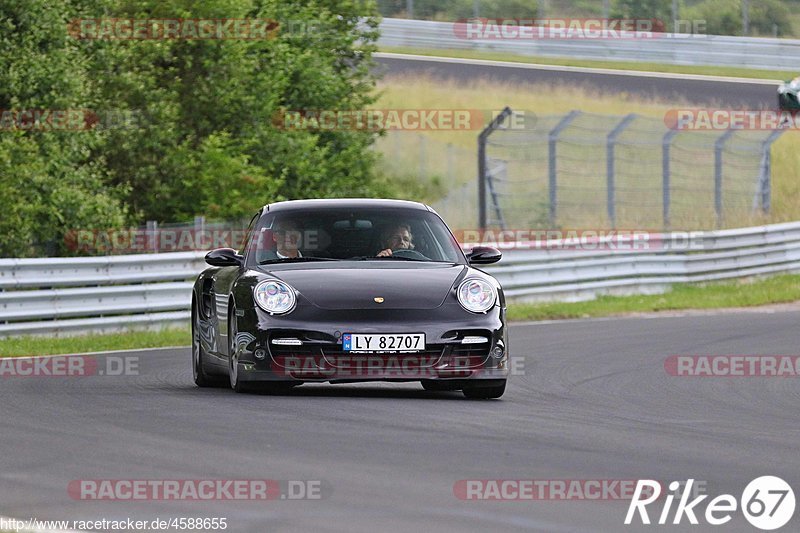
[{"left": 239, "top": 211, "right": 261, "bottom": 257}]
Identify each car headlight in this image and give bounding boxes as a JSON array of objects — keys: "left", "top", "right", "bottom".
[
  {"left": 457, "top": 278, "right": 496, "bottom": 313},
  {"left": 254, "top": 280, "right": 296, "bottom": 315}
]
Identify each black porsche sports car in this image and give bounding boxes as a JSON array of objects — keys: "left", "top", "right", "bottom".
[{"left": 191, "top": 198, "right": 508, "bottom": 399}]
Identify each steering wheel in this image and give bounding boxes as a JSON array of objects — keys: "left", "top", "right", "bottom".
[{"left": 389, "top": 249, "right": 429, "bottom": 260}]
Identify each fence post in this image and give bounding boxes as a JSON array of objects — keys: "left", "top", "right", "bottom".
[
  {"left": 606, "top": 114, "right": 637, "bottom": 228},
  {"left": 714, "top": 129, "right": 735, "bottom": 227},
  {"left": 486, "top": 158, "right": 508, "bottom": 229},
  {"left": 446, "top": 142, "right": 455, "bottom": 184},
  {"left": 758, "top": 129, "right": 784, "bottom": 214},
  {"left": 418, "top": 134, "right": 426, "bottom": 179},
  {"left": 548, "top": 110, "right": 581, "bottom": 227},
  {"left": 194, "top": 216, "right": 205, "bottom": 252},
  {"left": 477, "top": 106, "right": 512, "bottom": 229},
  {"left": 662, "top": 129, "right": 679, "bottom": 230},
  {"left": 146, "top": 220, "right": 158, "bottom": 253}
]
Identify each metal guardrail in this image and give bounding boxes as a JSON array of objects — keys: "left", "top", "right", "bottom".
[
  {"left": 491, "top": 221, "right": 800, "bottom": 301},
  {"left": 0, "top": 252, "right": 206, "bottom": 336},
  {"left": 378, "top": 18, "right": 800, "bottom": 71},
  {"left": 1, "top": 221, "right": 800, "bottom": 336}
]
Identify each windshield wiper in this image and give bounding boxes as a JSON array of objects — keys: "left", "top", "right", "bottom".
[{"left": 259, "top": 257, "right": 339, "bottom": 265}]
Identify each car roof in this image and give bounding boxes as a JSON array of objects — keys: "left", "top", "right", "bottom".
[{"left": 263, "top": 198, "right": 430, "bottom": 212}]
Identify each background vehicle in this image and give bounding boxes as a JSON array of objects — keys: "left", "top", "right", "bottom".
[{"left": 778, "top": 77, "right": 800, "bottom": 110}]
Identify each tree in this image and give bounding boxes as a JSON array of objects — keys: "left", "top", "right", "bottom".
[{"left": 0, "top": 0, "right": 128, "bottom": 256}]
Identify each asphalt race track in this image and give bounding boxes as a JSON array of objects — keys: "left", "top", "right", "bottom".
[
  {"left": 376, "top": 54, "right": 781, "bottom": 109},
  {"left": 2, "top": 310, "right": 798, "bottom": 532}
]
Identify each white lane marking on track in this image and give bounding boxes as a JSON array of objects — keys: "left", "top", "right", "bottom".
[
  {"left": 0, "top": 345, "right": 188, "bottom": 360},
  {"left": 510, "top": 304, "right": 800, "bottom": 327},
  {"left": 375, "top": 52, "right": 783, "bottom": 85}
]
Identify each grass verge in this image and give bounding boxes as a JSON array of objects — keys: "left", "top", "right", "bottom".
[
  {"left": 0, "top": 328, "right": 189, "bottom": 358},
  {"left": 507, "top": 274, "right": 800, "bottom": 321},
  {"left": 378, "top": 46, "right": 793, "bottom": 81}
]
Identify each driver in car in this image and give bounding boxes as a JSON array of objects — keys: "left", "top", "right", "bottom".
[
  {"left": 377, "top": 223, "right": 414, "bottom": 257},
  {"left": 257, "top": 219, "right": 303, "bottom": 262}
]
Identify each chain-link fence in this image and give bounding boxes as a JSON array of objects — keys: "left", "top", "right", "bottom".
[
  {"left": 479, "top": 109, "right": 783, "bottom": 230},
  {"left": 374, "top": 132, "right": 478, "bottom": 229}
]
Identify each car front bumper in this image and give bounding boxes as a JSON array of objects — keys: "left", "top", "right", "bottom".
[{"left": 233, "top": 303, "right": 510, "bottom": 384}]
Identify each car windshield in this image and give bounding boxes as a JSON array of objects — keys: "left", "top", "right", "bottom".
[{"left": 244, "top": 206, "right": 465, "bottom": 264}]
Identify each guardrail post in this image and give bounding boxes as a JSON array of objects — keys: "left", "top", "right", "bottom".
[
  {"left": 714, "top": 130, "right": 735, "bottom": 228},
  {"left": 548, "top": 110, "right": 581, "bottom": 227},
  {"left": 758, "top": 129, "right": 784, "bottom": 214},
  {"left": 662, "top": 129, "right": 679, "bottom": 230},
  {"left": 478, "top": 106, "right": 512, "bottom": 229},
  {"left": 606, "top": 114, "right": 637, "bottom": 228}
]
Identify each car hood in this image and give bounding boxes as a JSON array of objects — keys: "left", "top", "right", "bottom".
[{"left": 264, "top": 263, "right": 467, "bottom": 310}]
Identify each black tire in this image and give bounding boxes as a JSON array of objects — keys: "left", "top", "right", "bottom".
[
  {"left": 462, "top": 381, "right": 506, "bottom": 399},
  {"left": 421, "top": 380, "right": 462, "bottom": 392},
  {"left": 228, "top": 302, "right": 251, "bottom": 393},
  {"left": 192, "top": 305, "right": 224, "bottom": 388}
]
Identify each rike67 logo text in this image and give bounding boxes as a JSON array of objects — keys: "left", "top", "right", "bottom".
[{"left": 626, "top": 477, "right": 795, "bottom": 530}]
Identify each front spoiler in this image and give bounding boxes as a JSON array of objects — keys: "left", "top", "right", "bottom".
[{"left": 236, "top": 363, "right": 509, "bottom": 383}]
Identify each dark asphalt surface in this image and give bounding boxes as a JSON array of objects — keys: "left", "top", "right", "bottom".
[
  {"left": 376, "top": 55, "right": 781, "bottom": 109},
  {"left": 2, "top": 311, "right": 799, "bottom": 532}
]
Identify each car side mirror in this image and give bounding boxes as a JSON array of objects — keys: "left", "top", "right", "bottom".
[
  {"left": 205, "top": 247, "right": 244, "bottom": 267},
  {"left": 466, "top": 246, "right": 502, "bottom": 265}
]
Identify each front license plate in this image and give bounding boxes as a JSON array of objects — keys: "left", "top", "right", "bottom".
[{"left": 343, "top": 333, "right": 425, "bottom": 353}]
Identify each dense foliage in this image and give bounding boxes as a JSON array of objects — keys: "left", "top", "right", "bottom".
[{"left": 0, "top": 0, "right": 381, "bottom": 256}]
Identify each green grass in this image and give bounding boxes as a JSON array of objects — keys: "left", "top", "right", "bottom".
[
  {"left": 507, "top": 274, "right": 800, "bottom": 321},
  {"left": 0, "top": 327, "right": 189, "bottom": 358},
  {"left": 379, "top": 46, "right": 793, "bottom": 81}
]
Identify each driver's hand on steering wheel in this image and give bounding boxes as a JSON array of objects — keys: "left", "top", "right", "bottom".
[{"left": 377, "top": 248, "right": 393, "bottom": 257}]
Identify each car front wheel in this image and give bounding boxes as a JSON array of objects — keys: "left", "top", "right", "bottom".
[
  {"left": 193, "top": 305, "right": 224, "bottom": 387},
  {"left": 462, "top": 380, "right": 506, "bottom": 399},
  {"left": 228, "top": 303, "right": 250, "bottom": 393}
]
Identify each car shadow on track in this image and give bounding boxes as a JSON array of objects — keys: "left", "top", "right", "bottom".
[{"left": 183, "top": 382, "right": 498, "bottom": 400}]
